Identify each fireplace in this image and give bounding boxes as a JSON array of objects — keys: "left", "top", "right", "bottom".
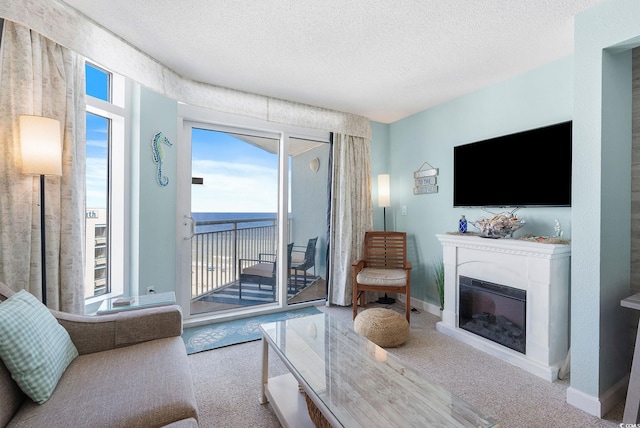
[
  {"left": 435, "top": 234, "right": 570, "bottom": 381},
  {"left": 459, "top": 276, "right": 526, "bottom": 354}
]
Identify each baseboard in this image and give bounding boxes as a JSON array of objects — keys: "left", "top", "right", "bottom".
[
  {"left": 567, "top": 387, "right": 601, "bottom": 417},
  {"left": 601, "top": 375, "right": 629, "bottom": 416},
  {"left": 566, "top": 375, "right": 628, "bottom": 417},
  {"left": 396, "top": 295, "right": 441, "bottom": 317}
]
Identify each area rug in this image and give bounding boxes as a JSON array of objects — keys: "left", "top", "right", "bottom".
[
  {"left": 195, "top": 276, "right": 319, "bottom": 306},
  {"left": 182, "top": 305, "right": 321, "bottom": 355}
]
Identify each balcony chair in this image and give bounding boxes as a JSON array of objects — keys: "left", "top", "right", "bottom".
[
  {"left": 238, "top": 243, "right": 293, "bottom": 300},
  {"left": 291, "top": 237, "right": 318, "bottom": 291},
  {"left": 352, "top": 231, "right": 412, "bottom": 323}
]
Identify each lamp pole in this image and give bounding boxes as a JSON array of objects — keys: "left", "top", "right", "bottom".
[
  {"left": 377, "top": 174, "right": 395, "bottom": 304},
  {"left": 39, "top": 174, "right": 47, "bottom": 305},
  {"left": 383, "top": 207, "right": 386, "bottom": 232}
]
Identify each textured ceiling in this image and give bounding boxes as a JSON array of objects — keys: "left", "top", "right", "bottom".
[{"left": 61, "top": 0, "right": 604, "bottom": 123}]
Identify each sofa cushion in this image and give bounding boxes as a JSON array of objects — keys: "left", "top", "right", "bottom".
[
  {"left": 0, "top": 359, "right": 25, "bottom": 427},
  {"left": 8, "top": 336, "right": 198, "bottom": 428},
  {"left": 0, "top": 291, "right": 78, "bottom": 404}
]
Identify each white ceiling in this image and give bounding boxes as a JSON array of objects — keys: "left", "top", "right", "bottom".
[{"left": 61, "top": 0, "right": 604, "bottom": 124}]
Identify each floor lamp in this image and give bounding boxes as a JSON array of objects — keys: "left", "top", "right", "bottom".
[
  {"left": 377, "top": 174, "right": 395, "bottom": 304},
  {"left": 20, "top": 115, "right": 62, "bottom": 306}
]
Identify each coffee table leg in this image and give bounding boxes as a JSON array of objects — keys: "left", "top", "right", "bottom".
[{"left": 259, "top": 335, "right": 268, "bottom": 404}]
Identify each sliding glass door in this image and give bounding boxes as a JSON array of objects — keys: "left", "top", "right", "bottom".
[
  {"left": 287, "top": 137, "right": 330, "bottom": 304},
  {"left": 176, "top": 109, "right": 330, "bottom": 320},
  {"left": 188, "top": 127, "right": 280, "bottom": 315}
]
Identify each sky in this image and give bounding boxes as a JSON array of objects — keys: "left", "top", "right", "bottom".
[
  {"left": 85, "top": 65, "right": 108, "bottom": 210},
  {"left": 85, "top": 63, "right": 280, "bottom": 213},
  {"left": 190, "top": 128, "right": 278, "bottom": 213},
  {"left": 85, "top": 112, "right": 108, "bottom": 209}
]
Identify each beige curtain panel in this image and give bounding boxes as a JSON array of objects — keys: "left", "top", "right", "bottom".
[
  {"left": 328, "top": 133, "right": 373, "bottom": 306},
  {"left": 0, "top": 21, "right": 86, "bottom": 313}
]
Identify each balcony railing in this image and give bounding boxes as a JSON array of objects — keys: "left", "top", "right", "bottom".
[{"left": 191, "top": 217, "right": 287, "bottom": 299}]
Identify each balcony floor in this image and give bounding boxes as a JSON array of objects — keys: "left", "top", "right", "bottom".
[{"left": 190, "top": 277, "right": 326, "bottom": 315}]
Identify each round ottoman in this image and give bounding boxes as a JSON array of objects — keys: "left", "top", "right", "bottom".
[{"left": 354, "top": 308, "right": 409, "bottom": 347}]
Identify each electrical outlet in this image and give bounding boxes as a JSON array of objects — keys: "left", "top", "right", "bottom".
[
  {"left": 401, "top": 205, "right": 407, "bottom": 216},
  {"left": 146, "top": 286, "right": 156, "bottom": 294}
]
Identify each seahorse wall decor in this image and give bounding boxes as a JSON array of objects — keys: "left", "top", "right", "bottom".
[{"left": 152, "top": 131, "right": 172, "bottom": 186}]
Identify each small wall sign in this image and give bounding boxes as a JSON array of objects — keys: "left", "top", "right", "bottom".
[
  {"left": 415, "top": 176, "right": 437, "bottom": 186},
  {"left": 413, "top": 161, "right": 438, "bottom": 195}
]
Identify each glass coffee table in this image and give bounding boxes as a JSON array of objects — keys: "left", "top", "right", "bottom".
[{"left": 260, "top": 312, "right": 498, "bottom": 427}]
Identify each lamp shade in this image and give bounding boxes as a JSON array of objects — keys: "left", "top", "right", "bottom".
[
  {"left": 378, "top": 174, "right": 390, "bottom": 207},
  {"left": 19, "top": 115, "right": 62, "bottom": 176}
]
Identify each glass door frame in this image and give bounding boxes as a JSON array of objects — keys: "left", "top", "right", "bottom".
[{"left": 176, "top": 104, "right": 330, "bottom": 323}]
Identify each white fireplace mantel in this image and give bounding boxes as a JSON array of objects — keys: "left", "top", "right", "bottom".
[{"left": 435, "top": 233, "right": 571, "bottom": 381}]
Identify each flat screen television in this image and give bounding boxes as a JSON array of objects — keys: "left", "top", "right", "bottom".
[{"left": 453, "top": 121, "right": 572, "bottom": 207}]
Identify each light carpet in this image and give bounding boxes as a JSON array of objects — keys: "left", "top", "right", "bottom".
[
  {"left": 187, "top": 302, "right": 625, "bottom": 428},
  {"left": 182, "top": 305, "right": 320, "bottom": 354}
]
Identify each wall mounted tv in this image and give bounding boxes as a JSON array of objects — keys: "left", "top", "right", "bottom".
[{"left": 453, "top": 121, "right": 572, "bottom": 207}]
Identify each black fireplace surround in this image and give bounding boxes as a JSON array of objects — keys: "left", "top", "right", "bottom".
[{"left": 458, "top": 276, "right": 526, "bottom": 354}]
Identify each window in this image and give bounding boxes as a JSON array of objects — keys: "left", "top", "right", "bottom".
[
  {"left": 85, "top": 63, "right": 110, "bottom": 102},
  {"left": 84, "top": 63, "right": 127, "bottom": 303},
  {"left": 84, "top": 112, "right": 109, "bottom": 297}
]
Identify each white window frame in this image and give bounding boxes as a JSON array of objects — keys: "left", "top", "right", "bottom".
[{"left": 84, "top": 67, "right": 131, "bottom": 310}]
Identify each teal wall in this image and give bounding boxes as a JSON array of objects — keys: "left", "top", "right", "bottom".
[
  {"left": 572, "top": 0, "right": 640, "bottom": 407},
  {"left": 372, "top": 56, "right": 573, "bottom": 305},
  {"left": 368, "top": 0, "right": 640, "bottom": 413},
  {"left": 131, "top": 85, "right": 178, "bottom": 295},
  {"left": 370, "top": 121, "right": 391, "bottom": 231}
]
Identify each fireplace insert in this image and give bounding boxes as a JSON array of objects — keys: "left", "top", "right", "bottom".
[{"left": 458, "top": 276, "right": 526, "bottom": 354}]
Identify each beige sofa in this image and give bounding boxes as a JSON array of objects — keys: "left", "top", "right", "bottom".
[{"left": 0, "top": 282, "right": 199, "bottom": 427}]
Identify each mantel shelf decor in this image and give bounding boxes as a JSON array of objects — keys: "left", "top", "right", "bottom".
[
  {"left": 413, "top": 161, "right": 438, "bottom": 195},
  {"left": 471, "top": 208, "right": 525, "bottom": 239}
]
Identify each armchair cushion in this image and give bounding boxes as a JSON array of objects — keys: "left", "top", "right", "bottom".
[
  {"left": 356, "top": 268, "right": 408, "bottom": 286},
  {"left": 0, "top": 291, "right": 78, "bottom": 404}
]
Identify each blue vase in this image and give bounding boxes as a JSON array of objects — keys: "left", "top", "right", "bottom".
[{"left": 459, "top": 215, "right": 467, "bottom": 233}]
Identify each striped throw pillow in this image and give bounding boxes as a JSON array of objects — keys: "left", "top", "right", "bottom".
[{"left": 0, "top": 290, "right": 78, "bottom": 404}]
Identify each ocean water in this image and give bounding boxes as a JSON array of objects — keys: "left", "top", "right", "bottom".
[{"left": 192, "top": 212, "right": 277, "bottom": 233}]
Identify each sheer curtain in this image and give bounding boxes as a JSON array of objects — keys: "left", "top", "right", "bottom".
[
  {"left": 328, "top": 133, "right": 373, "bottom": 306},
  {"left": 0, "top": 21, "right": 85, "bottom": 313}
]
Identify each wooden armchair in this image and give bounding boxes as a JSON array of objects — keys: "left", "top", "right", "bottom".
[{"left": 352, "top": 231, "right": 412, "bottom": 322}]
